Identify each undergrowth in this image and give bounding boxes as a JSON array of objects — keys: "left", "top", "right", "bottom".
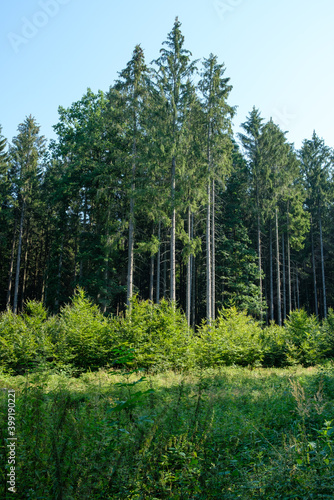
[{"left": 1, "top": 364, "right": 334, "bottom": 498}]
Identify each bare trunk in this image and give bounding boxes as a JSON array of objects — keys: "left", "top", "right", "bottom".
[
  {"left": 311, "top": 215, "right": 318, "bottom": 317},
  {"left": 170, "top": 156, "right": 176, "bottom": 303},
  {"left": 257, "top": 208, "right": 263, "bottom": 320},
  {"left": 186, "top": 207, "right": 191, "bottom": 326},
  {"left": 191, "top": 214, "right": 195, "bottom": 328},
  {"left": 21, "top": 228, "right": 30, "bottom": 308},
  {"left": 13, "top": 201, "right": 25, "bottom": 314},
  {"left": 269, "top": 222, "right": 274, "bottom": 322},
  {"left": 206, "top": 181, "right": 212, "bottom": 323},
  {"left": 126, "top": 197, "right": 135, "bottom": 306},
  {"left": 275, "top": 208, "right": 281, "bottom": 326},
  {"left": 127, "top": 130, "right": 137, "bottom": 307},
  {"left": 293, "top": 265, "right": 297, "bottom": 309},
  {"left": 296, "top": 263, "right": 300, "bottom": 310},
  {"left": 287, "top": 210, "right": 292, "bottom": 314},
  {"left": 156, "top": 221, "right": 161, "bottom": 304},
  {"left": 318, "top": 209, "right": 327, "bottom": 318},
  {"left": 149, "top": 254, "right": 154, "bottom": 301},
  {"left": 282, "top": 233, "right": 286, "bottom": 321},
  {"left": 55, "top": 236, "right": 64, "bottom": 312},
  {"left": 6, "top": 222, "right": 17, "bottom": 309},
  {"left": 211, "top": 178, "right": 216, "bottom": 321}
]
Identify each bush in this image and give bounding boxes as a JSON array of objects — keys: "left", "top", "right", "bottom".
[
  {"left": 284, "top": 309, "right": 325, "bottom": 366},
  {"left": 261, "top": 323, "right": 289, "bottom": 367},
  {"left": 53, "top": 288, "right": 117, "bottom": 371},
  {"left": 0, "top": 300, "right": 54, "bottom": 373},
  {"left": 194, "top": 307, "right": 263, "bottom": 368},
  {"left": 115, "top": 297, "right": 194, "bottom": 370},
  {"left": 321, "top": 308, "right": 334, "bottom": 359}
]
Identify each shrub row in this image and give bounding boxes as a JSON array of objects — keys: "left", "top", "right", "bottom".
[{"left": 1, "top": 289, "right": 334, "bottom": 374}]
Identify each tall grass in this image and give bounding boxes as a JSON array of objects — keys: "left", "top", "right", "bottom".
[{"left": 1, "top": 365, "right": 334, "bottom": 498}]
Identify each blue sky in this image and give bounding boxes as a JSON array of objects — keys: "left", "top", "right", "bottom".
[{"left": 1, "top": 0, "right": 334, "bottom": 150}]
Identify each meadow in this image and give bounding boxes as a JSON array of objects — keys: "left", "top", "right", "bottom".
[
  {"left": 1, "top": 291, "right": 334, "bottom": 498},
  {"left": 1, "top": 364, "right": 334, "bottom": 499}
]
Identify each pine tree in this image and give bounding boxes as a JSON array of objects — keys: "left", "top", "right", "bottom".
[
  {"left": 113, "top": 45, "right": 149, "bottom": 307},
  {"left": 10, "top": 116, "right": 45, "bottom": 313},
  {"left": 152, "top": 17, "right": 197, "bottom": 303},
  {"left": 239, "top": 107, "right": 265, "bottom": 319},
  {"left": 299, "top": 132, "right": 333, "bottom": 318},
  {"left": 198, "top": 53, "right": 234, "bottom": 322}
]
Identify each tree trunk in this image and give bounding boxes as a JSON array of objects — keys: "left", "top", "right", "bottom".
[
  {"left": 287, "top": 210, "right": 292, "bottom": 314},
  {"left": 211, "top": 178, "right": 216, "bottom": 321},
  {"left": 318, "top": 208, "right": 327, "bottom": 318},
  {"left": 6, "top": 221, "right": 17, "bottom": 309},
  {"left": 186, "top": 207, "right": 191, "bottom": 326},
  {"left": 275, "top": 208, "right": 281, "bottom": 326},
  {"left": 269, "top": 222, "right": 274, "bottom": 322},
  {"left": 21, "top": 227, "right": 30, "bottom": 308},
  {"left": 311, "top": 215, "right": 318, "bottom": 317},
  {"left": 170, "top": 156, "right": 176, "bottom": 303},
  {"left": 206, "top": 181, "right": 212, "bottom": 323},
  {"left": 55, "top": 236, "right": 64, "bottom": 312},
  {"left": 257, "top": 211, "right": 263, "bottom": 320},
  {"left": 126, "top": 197, "right": 135, "bottom": 307},
  {"left": 149, "top": 254, "right": 154, "bottom": 301},
  {"left": 79, "top": 192, "right": 88, "bottom": 283},
  {"left": 282, "top": 233, "right": 286, "bottom": 321},
  {"left": 191, "top": 214, "right": 195, "bottom": 328},
  {"left": 293, "top": 265, "right": 297, "bottom": 309},
  {"left": 296, "top": 263, "right": 300, "bottom": 310},
  {"left": 156, "top": 221, "right": 161, "bottom": 304},
  {"left": 127, "top": 138, "right": 136, "bottom": 307},
  {"left": 163, "top": 243, "right": 167, "bottom": 299},
  {"left": 13, "top": 201, "right": 26, "bottom": 314}
]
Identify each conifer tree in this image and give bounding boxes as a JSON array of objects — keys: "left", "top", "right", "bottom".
[
  {"left": 152, "top": 17, "right": 196, "bottom": 303},
  {"left": 113, "top": 45, "right": 149, "bottom": 307},
  {"left": 299, "top": 132, "right": 333, "bottom": 318},
  {"left": 239, "top": 107, "right": 265, "bottom": 319},
  {"left": 10, "top": 116, "right": 45, "bottom": 313},
  {"left": 198, "top": 54, "right": 234, "bottom": 322}
]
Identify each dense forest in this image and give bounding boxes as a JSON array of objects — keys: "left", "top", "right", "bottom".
[{"left": 1, "top": 18, "right": 333, "bottom": 325}]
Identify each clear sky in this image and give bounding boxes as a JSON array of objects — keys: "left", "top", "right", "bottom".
[{"left": 1, "top": 0, "right": 334, "bottom": 150}]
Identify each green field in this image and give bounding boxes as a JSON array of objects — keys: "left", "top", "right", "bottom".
[{"left": 1, "top": 364, "right": 334, "bottom": 499}]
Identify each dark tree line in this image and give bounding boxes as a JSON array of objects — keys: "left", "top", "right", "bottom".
[{"left": 1, "top": 18, "right": 333, "bottom": 324}]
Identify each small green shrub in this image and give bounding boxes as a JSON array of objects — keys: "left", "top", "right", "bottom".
[
  {"left": 321, "top": 308, "right": 334, "bottom": 359},
  {"left": 54, "top": 288, "right": 117, "bottom": 371},
  {"left": 284, "top": 309, "right": 325, "bottom": 366},
  {"left": 115, "top": 297, "right": 194, "bottom": 370},
  {"left": 194, "top": 307, "right": 263, "bottom": 368},
  {"left": 261, "top": 323, "right": 289, "bottom": 367},
  {"left": 0, "top": 300, "right": 54, "bottom": 373}
]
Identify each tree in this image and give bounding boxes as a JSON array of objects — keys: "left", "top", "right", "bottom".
[
  {"left": 152, "top": 17, "right": 197, "bottom": 303},
  {"left": 239, "top": 107, "right": 265, "bottom": 319},
  {"left": 113, "top": 45, "right": 150, "bottom": 308},
  {"left": 299, "top": 132, "right": 333, "bottom": 318},
  {"left": 10, "top": 116, "right": 46, "bottom": 313},
  {"left": 198, "top": 54, "right": 234, "bottom": 323}
]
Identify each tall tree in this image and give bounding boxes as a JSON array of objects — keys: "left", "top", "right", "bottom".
[
  {"left": 152, "top": 17, "right": 196, "bottom": 303},
  {"left": 113, "top": 45, "right": 149, "bottom": 307},
  {"left": 198, "top": 53, "right": 234, "bottom": 322},
  {"left": 299, "top": 132, "right": 333, "bottom": 318},
  {"left": 10, "top": 116, "right": 45, "bottom": 313},
  {"left": 239, "top": 107, "right": 265, "bottom": 319}
]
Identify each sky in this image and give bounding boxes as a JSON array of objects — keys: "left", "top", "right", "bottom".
[{"left": 1, "top": 0, "right": 334, "bottom": 151}]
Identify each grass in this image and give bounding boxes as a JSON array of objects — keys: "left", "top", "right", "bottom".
[{"left": 1, "top": 364, "right": 334, "bottom": 499}]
